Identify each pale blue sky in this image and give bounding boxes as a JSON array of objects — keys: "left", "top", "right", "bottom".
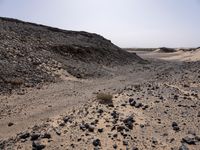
[{"left": 0, "top": 0, "right": 200, "bottom": 48}]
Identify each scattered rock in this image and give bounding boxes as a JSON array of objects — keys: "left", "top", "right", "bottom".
[
  {"left": 135, "top": 102, "right": 143, "bottom": 108},
  {"left": 172, "top": 122, "right": 178, "bottom": 127},
  {"left": 54, "top": 128, "right": 61, "bottom": 136},
  {"left": 88, "top": 125, "right": 95, "bottom": 132},
  {"left": 123, "top": 116, "right": 135, "bottom": 129},
  {"left": 123, "top": 140, "right": 128, "bottom": 145},
  {"left": 172, "top": 122, "right": 180, "bottom": 131},
  {"left": 59, "top": 122, "right": 65, "bottom": 127},
  {"left": 92, "top": 139, "right": 101, "bottom": 147},
  {"left": 111, "top": 111, "right": 119, "bottom": 119},
  {"left": 8, "top": 122, "right": 14, "bottom": 127},
  {"left": 63, "top": 116, "right": 70, "bottom": 123},
  {"left": 18, "top": 131, "right": 30, "bottom": 139},
  {"left": 142, "top": 105, "right": 149, "bottom": 110},
  {"left": 121, "top": 103, "right": 126, "bottom": 106},
  {"left": 80, "top": 124, "right": 86, "bottom": 131},
  {"left": 31, "top": 133, "right": 40, "bottom": 141},
  {"left": 179, "top": 144, "right": 189, "bottom": 150},
  {"left": 93, "top": 147, "right": 100, "bottom": 150},
  {"left": 32, "top": 141, "right": 45, "bottom": 150},
  {"left": 80, "top": 123, "right": 94, "bottom": 132},
  {"left": 129, "top": 98, "right": 136, "bottom": 106},
  {"left": 140, "top": 124, "right": 145, "bottom": 128},
  {"left": 132, "top": 146, "right": 139, "bottom": 150},
  {"left": 197, "top": 111, "right": 200, "bottom": 117},
  {"left": 112, "top": 133, "right": 118, "bottom": 138},
  {"left": 195, "top": 135, "right": 200, "bottom": 141},
  {"left": 0, "top": 140, "right": 5, "bottom": 149},
  {"left": 41, "top": 132, "right": 51, "bottom": 139},
  {"left": 152, "top": 137, "right": 158, "bottom": 145},
  {"left": 117, "top": 125, "right": 125, "bottom": 132},
  {"left": 113, "top": 144, "right": 117, "bottom": 149},
  {"left": 174, "top": 95, "right": 179, "bottom": 100},
  {"left": 182, "top": 134, "right": 196, "bottom": 145},
  {"left": 98, "top": 128, "right": 104, "bottom": 133},
  {"left": 2, "top": 17, "right": 200, "bottom": 150},
  {"left": 97, "top": 109, "right": 104, "bottom": 114}
]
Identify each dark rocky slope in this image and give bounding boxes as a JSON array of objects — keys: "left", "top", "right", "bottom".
[{"left": 0, "top": 17, "right": 143, "bottom": 94}]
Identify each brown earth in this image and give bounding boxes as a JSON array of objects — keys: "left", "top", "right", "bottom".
[{"left": 0, "top": 18, "right": 200, "bottom": 150}]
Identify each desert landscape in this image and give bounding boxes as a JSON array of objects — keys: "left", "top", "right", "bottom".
[{"left": 0, "top": 18, "right": 200, "bottom": 150}]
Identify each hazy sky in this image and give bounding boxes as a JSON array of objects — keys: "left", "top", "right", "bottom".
[{"left": 0, "top": 0, "right": 200, "bottom": 48}]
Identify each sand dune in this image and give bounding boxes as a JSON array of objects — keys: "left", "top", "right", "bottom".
[{"left": 134, "top": 48, "right": 200, "bottom": 62}]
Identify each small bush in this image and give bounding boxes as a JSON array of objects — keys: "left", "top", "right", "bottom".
[{"left": 97, "top": 93, "right": 113, "bottom": 104}]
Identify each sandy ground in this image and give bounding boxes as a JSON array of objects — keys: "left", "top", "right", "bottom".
[
  {"left": 0, "top": 63, "right": 151, "bottom": 138},
  {"left": 1, "top": 50, "right": 200, "bottom": 150},
  {"left": 134, "top": 49, "right": 200, "bottom": 62}
]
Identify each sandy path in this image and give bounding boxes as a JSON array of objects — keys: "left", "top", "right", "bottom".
[
  {"left": 133, "top": 49, "right": 200, "bottom": 62},
  {"left": 0, "top": 67, "right": 152, "bottom": 138}
]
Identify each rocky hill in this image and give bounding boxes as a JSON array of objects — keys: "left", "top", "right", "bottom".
[{"left": 0, "top": 17, "right": 143, "bottom": 94}]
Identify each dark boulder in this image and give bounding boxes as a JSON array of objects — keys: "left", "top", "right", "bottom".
[
  {"left": 32, "top": 141, "right": 45, "bottom": 150},
  {"left": 92, "top": 139, "right": 101, "bottom": 147}
]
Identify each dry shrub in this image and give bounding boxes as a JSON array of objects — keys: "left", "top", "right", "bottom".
[{"left": 97, "top": 93, "right": 113, "bottom": 104}]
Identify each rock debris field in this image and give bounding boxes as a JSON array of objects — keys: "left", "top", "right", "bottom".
[{"left": 0, "top": 17, "right": 200, "bottom": 150}]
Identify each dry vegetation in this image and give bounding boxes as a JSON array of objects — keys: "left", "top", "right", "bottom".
[{"left": 96, "top": 93, "right": 113, "bottom": 104}]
